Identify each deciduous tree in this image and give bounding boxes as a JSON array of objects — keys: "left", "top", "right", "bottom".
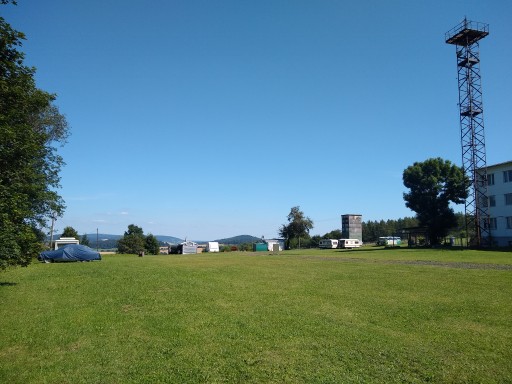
[
  {"left": 279, "top": 206, "right": 314, "bottom": 249},
  {"left": 0, "top": 3, "right": 69, "bottom": 269},
  {"left": 145, "top": 234, "right": 160, "bottom": 255},
  {"left": 117, "top": 225, "right": 160, "bottom": 255}
]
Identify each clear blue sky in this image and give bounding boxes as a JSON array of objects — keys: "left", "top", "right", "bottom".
[{"left": 3, "top": 0, "right": 511, "bottom": 240}]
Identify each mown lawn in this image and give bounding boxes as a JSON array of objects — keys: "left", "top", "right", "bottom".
[{"left": 1, "top": 248, "right": 511, "bottom": 383}]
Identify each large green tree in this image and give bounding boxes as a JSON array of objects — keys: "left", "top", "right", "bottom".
[
  {"left": 117, "top": 225, "right": 160, "bottom": 255},
  {"left": 117, "top": 225, "right": 145, "bottom": 254},
  {"left": 278, "top": 206, "right": 314, "bottom": 249},
  {"left": 145, "top": 234, "right": 160, "bottom": 255},
  {"left": 61, "top": 226, "right": 79, "bottom": 239},
  {"left": 0, "top": 2, "right": 69, "bottom": 269},
  {"left": 403, "top": 158, "right": 468, "bottom": 245}
]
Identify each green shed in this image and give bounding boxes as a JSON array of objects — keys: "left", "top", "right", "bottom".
[{"left": 253, "top": 243, "right": 267, "bottom": 252}]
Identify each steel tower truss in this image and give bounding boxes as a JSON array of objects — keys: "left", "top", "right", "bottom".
[{"left": 445, "top": 19, "right": 490, "bottom": 247}]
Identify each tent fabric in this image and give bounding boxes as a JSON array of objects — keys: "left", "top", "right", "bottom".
[{"left": 38, "top": 244, "right": 101, "bottom": 263}]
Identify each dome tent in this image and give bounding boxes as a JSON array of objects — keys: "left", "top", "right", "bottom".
[{"left": 39, "top": 244, "right": 101, "bottom": 263}]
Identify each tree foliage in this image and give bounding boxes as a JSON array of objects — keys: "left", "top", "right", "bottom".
[
  {"left": 0, "top": 3, "right": 69, "bottom": 269},
  {"left": 124, "top": 224, "right": 144, "bottom": 237},
  {"left": 145, "top": 234, "right": 160, "bottom": 255},
  {"left": 403, "top": 158, "right": 468, "bottom": 245},
  {"left": 117, "top": 225, "right": 160, "bottom": 255},
  {"left": 61, "top": 226, "right": 79, "bottom": 239},
  {"left": 80, "top": 233, "right": 90, "bottom": 247},
  {"left": 278, "top": 206, "right": 314, "bottom": 249},
  {"left": 361, "top": 217, "right": 419, "bottom": 243}
]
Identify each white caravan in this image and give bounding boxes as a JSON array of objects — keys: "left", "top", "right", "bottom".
[
  {"left": 319, "top": 239, "right": 339, "bottom": 249},
  {"left": 338, "top": 239, "right": 362, "bottom": 249},
  {"left": 206, "top": 242, "right": 220, "bottom": 252}
]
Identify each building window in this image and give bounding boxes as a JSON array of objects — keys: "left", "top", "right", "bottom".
[
  {"left": 506, "top": 193, "right": 512, "bottom": 206},
  {"left": 507, "top": 217, "right": 512, "bottom": 230},
  {"left": 487, "top": 173, "right": 495, "bottom": 186},
  {"left": 483, "top": 218, "right": 497, "bottom": 230},
  {"left": 482, "top": 196, "right": 495, "bottom": 207},
  {"left": 504, "top": 170, "right": 512, "bottom": 183}
]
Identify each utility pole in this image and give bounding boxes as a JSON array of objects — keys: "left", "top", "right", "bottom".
[{"left": 49, "top": 213, "right": 57, "bottom": 249}]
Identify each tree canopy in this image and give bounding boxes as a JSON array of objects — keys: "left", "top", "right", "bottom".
[
  {"left": 117, "top": 225, "right": 161, "bottom": 255},
  {"left": 80, "top": 234, "right": 90, "bottom": 247},
  {"left": 403, "top": 158, "right": 468, "bottom": 245},
  {"left": 278, "top": 206, "right": 314, "bottom": 249},
  {"left": 0, "top": 3, "right": 69, "bottom": 269},
  {"left": 61, "top": 226, "right": 79, "bottom": 239},
  {"left": 145, "top": 234, "right": 160, "bottom": 255}
]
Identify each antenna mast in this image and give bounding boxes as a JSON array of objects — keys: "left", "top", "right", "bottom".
[{"left": 445, "top": 18, "right": 490, "bottom": 247}]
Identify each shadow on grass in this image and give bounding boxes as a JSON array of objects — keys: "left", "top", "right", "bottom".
[
  {"left": 337, "top": 246, "right": 512, "bottom": 253},
  {"left": 0, "top": 282, "right": 17, "bottom": 287},
  {"left": 334, "top": 247, "right": 408, "bottom": 253}
]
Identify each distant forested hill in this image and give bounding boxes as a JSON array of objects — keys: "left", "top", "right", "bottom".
[
  {"left": 215, "top": 235, "right": 262, "bottom": 245},
  {"left": 84, "top": 234, "right": 183, "bottom": 249},
  {"left": 52, "top": 233, "right": 261, "bottom": 249}
]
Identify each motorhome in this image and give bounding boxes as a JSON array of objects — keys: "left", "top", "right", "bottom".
[
  {"left": 319, "top": 239, "right": 339, "bottom": 249},
  {"left": 338, "top": 239, "right": 362, "bottom": 249}
]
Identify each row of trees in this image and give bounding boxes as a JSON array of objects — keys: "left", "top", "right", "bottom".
[
  {"left": 1, "top": 1, "right": 70, "bottom": 269},
  {"left": 278, "top": 158, "right": 469, "bottom": 248},
  {"left": 362, "top": 217, "right": 419, "bottom": 243}
]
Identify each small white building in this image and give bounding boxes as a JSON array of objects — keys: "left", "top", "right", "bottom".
[
  {"left": 481, "top": 160, "right": 512, "bottom": 246},
  {"left": 266, "top": 239, "right": 284, "bottom": 251}
]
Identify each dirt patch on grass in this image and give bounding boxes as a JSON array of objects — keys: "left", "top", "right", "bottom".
[
  {"left": 297, "top": 256, "right": 512, "bottom": 270},
  {"left": 388, "top": 259, "right": 512, "bottom": 270}
]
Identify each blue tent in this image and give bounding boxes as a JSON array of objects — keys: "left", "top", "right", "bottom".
[{"left": 39, "top": 244, "right": 101, "bottom": 263}]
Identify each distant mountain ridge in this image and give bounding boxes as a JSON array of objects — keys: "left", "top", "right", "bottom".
[
  {"left": 215, "top": 235, "right": 262, "bottom": 245},
  {"left": 71, "top": 234, "right": 262, "bottom": 248}
]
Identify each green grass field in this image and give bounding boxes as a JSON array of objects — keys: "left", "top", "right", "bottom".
[{"left": 1, "top": 248, "right": 511, "bottom": 383}]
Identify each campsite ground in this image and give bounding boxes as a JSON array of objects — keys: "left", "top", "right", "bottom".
[{"left": 1, "top": 247, "right": 511, "bottom": 383}]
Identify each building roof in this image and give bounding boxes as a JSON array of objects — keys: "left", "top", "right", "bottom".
[{"left": 482, "top": 160, "right": 512, "bottom": 170}]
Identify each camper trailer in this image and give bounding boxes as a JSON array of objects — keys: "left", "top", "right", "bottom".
[
  {"left": 206, "top": 242, "right": 219, "bottom": 252},
  {"left": 338, "top": 239, "right": 362, "bottom": 249},
  {"left": 377, "top": 236, "right": 402, "bottom": 246},
  {"left": 319, "top": 239, "right": 339, "bottom": 249}
]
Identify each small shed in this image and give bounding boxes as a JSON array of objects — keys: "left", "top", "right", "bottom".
[{"left": 253, "top": 243, "right": 267, "bottom": 252}]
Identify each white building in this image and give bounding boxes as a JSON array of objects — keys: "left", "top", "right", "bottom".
[{"left": 483, "top": 160, "right": 512, "bottom": 246}]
